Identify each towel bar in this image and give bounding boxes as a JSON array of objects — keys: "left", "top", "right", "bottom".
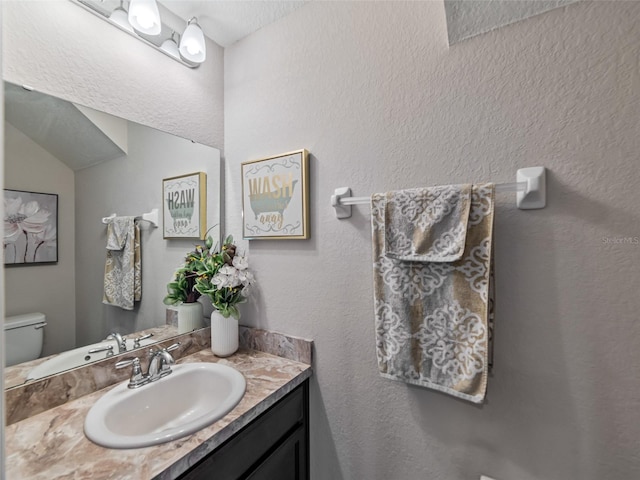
[
  {"left": 101, "top": 208, "right": 159, "bottom": 227},
  {"left": 331, "top": 167, "right": 546, "bottom": 219}
]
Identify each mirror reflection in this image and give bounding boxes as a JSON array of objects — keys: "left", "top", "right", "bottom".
[{"left": 3, "top": 82, "right": 221, "bottom": 388}]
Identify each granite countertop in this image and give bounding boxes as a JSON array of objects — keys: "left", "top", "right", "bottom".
[{"left": 5, "top": 347, "right": 312, "bottom": 480}]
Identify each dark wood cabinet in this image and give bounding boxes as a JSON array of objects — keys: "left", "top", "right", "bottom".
[
  {"left": 246, "top": 425, "right": 306, "bottom": 480},
  {"left": 177, "top": 380, "right": 309, "bottom": 480}
]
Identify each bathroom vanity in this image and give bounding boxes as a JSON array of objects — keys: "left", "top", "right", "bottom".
[
  {"left": 178, "top": 381, "right": 309, "bottom": 480},
  {"left": 5, "top": 336, "right": 312, "bottom": 480}
]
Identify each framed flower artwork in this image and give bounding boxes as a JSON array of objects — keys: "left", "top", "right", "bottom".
[
  {"left": 241, "top": 149, "right": 310, "bottom": 240},
  {"left": 3, "top": 189, "right": 58, "bottom": 266}
]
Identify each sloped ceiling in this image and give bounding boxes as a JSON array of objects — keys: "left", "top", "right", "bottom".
[{"left": 4, "top": 83, "right": 126, "bottom": 171}]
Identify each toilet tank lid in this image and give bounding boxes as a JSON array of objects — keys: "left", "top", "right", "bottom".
[{"left": 4, "top": 312, "right": 46, "bottom": 330}]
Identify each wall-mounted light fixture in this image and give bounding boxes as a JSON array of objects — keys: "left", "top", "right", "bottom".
[
  {"left": 109, "top": 1, "right": 134, "bottom": 32},
  {"left": 179, "top": 18, "right": 206, "bottom": 64},
  {"left": 74, "top": 0, "right": 207, "bottom": 68},
  {"left": 160, "top": 31, "right": 180, "bottom": 59},
  {"left": 127, "top": 0, "right": 162, "bottom": 35}
]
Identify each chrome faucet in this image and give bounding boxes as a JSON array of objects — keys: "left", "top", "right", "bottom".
[
  {"left": 113, "top": 343, "right": 181, "bottom": 389},
  {"left": 115, "top": 357, "right": 147, "bottom": 388},
  {"left": 107, "top": 332, "right": 127, "bottom": 353},
  {"left": 147, "top": 343, "right": 180, "bottom": 382}
]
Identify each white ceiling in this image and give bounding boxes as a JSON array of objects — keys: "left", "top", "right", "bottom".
[
  {"left": 160, "top": 1, "right": 309, "bottom": 47},
  {"left": 5, "top": 84, "right": 126, "bottom": 171}
]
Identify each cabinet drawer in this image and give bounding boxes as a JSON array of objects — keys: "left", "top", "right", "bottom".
[{"left": 178, "top": 382, "right": 307, "bottom": 480}]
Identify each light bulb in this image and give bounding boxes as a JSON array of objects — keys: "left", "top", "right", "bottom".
[
  {"left": 185, "top": 40, "right": 202, "bottom": 55},
  {"left": 137, "top": 16, "right": 154, "bottom": 29},
  {"left": 109, "top": 6, "right": 134, "bottom": 32},
  {"left": 160, "top": 33, "right": 180, "bottom": 59},
  {"left": 179, "top": 18, "right": 206, "bottom": 64},
  {"left": 128, "top": 0, "right": 161, "bottom": 36}
]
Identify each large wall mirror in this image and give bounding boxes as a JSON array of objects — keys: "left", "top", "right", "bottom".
[{"left": 3, "top": 81, "right": 221, "bottom": 389}]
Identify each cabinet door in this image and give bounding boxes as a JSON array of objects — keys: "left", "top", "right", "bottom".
[
  {"left": 177, "top": 381, "right": 309, "bottom": 480},
  {"left": 246, "top": 426, "right": 306, "bottom": 480}
]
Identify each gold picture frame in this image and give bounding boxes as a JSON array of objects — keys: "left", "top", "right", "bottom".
[
  {"left": 162, "top": 172, "right": 207, "bottom": 239},
  {"left": 241, "top": 149, "right": 310, "bottom": 240}
]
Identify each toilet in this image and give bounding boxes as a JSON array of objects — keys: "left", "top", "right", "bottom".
[{"left": 4, "top": 312, "right": 46, "bottom": 367}]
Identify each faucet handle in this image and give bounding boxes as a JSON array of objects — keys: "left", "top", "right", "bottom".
[
  {"left": 88, "top": 345, "right": 115, "bottom": 357},
  {"left": 115, "top": 357, "right": 148, "bottom": 389},
  {"left": 148, "top": 342, "right": 181, "bottom": 357},
  {"left": 115, "top": 357, "right": 138, "bottom": 369},
  {"left": 162, "top": 343, "right": 181, "bottom": 367},
  {"left": 133, "top": 333, "right": 154, "bottom": 349}
]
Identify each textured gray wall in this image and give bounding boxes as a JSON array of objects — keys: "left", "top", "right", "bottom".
[
  {"left": 2, "top": 1, "right": 224, "bottom": 149},
  {"left": 75, "top": 122, "right": 220, "bottom": 346},
  {"left": 2, "top": 1, "right": 224, "bottom": 347},
  {"left": 4, "top": 123, "right": 76, "bottom": 356},
  {"left": 225, "top": 1, "right": 640, "bottom": 478},
  {"left": 445, "top": 0, "right": 580, "bottom": 44}
]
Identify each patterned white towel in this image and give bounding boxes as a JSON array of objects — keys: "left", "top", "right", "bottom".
[
  {"left": 372, "top": 184, "right": 495, "bottom": 404},
  {"left": 103, "top": 217, "right": 141, "bottom": 310},
  {"left": 383, "top": 185, "right": 472, "bottom": 262}
]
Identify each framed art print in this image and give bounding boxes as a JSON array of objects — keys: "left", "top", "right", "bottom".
[
  {"left": 3, "top": 189, "right": 58, "bottom": 266},
  {"left": 163, "top": 172, "right": 207, "bottom": 239},
  {"left": 241, "top": 149, "right": 310, "bottom": 240}
]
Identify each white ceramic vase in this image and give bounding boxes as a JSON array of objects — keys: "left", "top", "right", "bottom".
[
  {"left": 210, "top": 310, "right": 239, "bottom": 357},
  {"left": 176, "top": 301, "right": 204, "bottom": 334}
]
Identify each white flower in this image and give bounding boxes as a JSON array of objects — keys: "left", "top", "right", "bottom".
[
  {"left": 4, "top": 197, "right": 22, "bottom": 243},
  {"left": 241, "top": 283, "right": 253, "bottom": 298},
  {"left": 211, "top": 273, "right": 230, "bottom": 289},
  {"left": 4, "top": 197, "right": 51, "bottom": 243},
  {"left": 238, "top": 270, "right": 254, "bottom": 286},
  {"left": 215, "top": 265, "right": 241, "bottom": 287},
  {"left": 32, "top": 225, "right": 57, "bottom": 262},
  {"left": 20, "top": 201, "right": 51, "bottom": 233},
  {"left": 228, "top": 271, "right": 242, "bottom": 288},
  {"left": 34, "top": 225, "right": 57, "bottom": 243},
  {"left": 219, "top": 265, "right": 237, "bottom": 276},
  {"left": 232, "top": 255, "right": 248, "bottom": 270}
]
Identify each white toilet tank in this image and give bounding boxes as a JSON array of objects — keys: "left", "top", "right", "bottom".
[{"left": 4, "top": 312, "right": 46, "bottom": 367}]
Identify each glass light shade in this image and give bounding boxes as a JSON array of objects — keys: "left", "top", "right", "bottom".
[
  {"left": 109, "top": 7, "right": 134, "bottom": 32},
  {"left": 160, "top": 37, "right": 180, "bottom": 59},
  {"left": 128, "top": 0, "right": 161, "bottom": 36},
  {"left": 179, "top": 19, "right": 206, "bottom": 64}
]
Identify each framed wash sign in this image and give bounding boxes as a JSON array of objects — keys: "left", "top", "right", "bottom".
[
  {"left": 162, "top": 172, "right": 207, "bottom": 239},
  {"left": 3, "top": 189, "right": 58, "bottom": 266},
  {"left": 241, "top": 149, "right": 310, "bottom": 240}
]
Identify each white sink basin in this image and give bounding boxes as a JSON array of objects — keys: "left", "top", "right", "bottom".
[
  {"left": 27, "top": 336, "right": 157, "bottom": 381},
  {"left": 84, "top": 362, "right": 246, "bottom": 449}
]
